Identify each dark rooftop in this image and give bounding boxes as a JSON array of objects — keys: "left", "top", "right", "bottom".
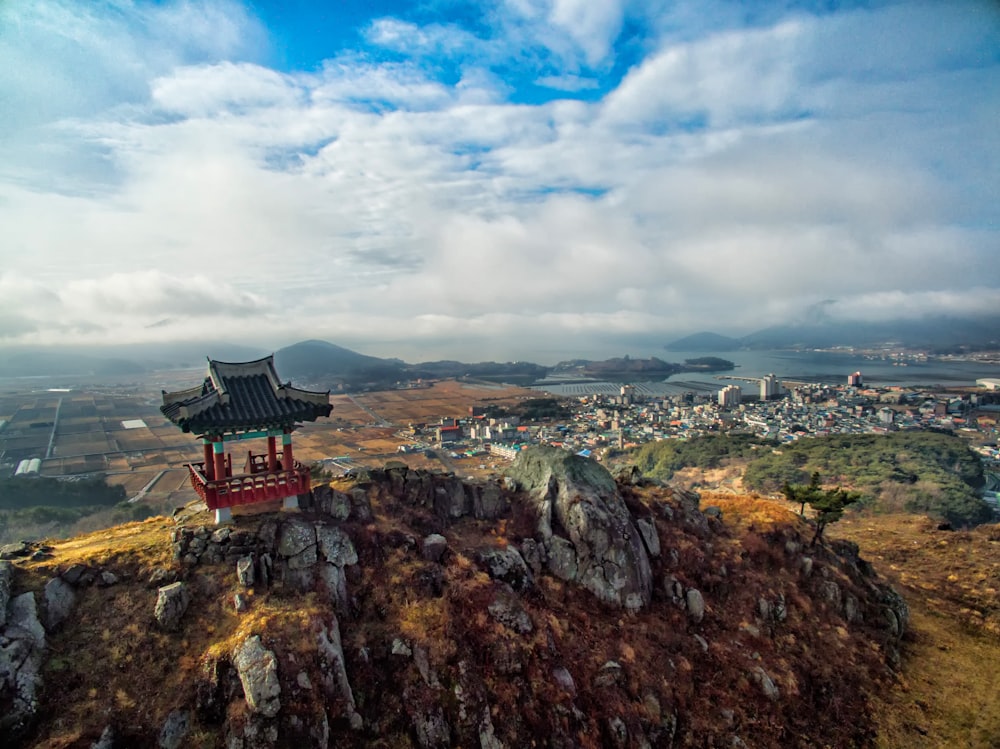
[{"left": 161, "top": 355, "right": 332, "bottom": 435}]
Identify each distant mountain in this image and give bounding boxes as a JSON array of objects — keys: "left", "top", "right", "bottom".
[
  {"left": 665, "top": 332, "right": 742, "bottom": 351},
  {"left": 274, "top": 340, "right": 404, "bottom": 380}
]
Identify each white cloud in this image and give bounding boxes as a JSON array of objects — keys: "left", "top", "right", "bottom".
[{"left": 0, "top": 0, "right": 996, "bottom": 358}]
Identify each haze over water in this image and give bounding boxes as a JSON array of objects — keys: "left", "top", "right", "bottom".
[{"left": 533, "top": 350, "right": 1000, "bottom": 398}]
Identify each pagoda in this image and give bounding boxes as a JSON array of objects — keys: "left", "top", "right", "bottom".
[{"left": 161, "top": 356, "right": 332, "bottom": 523}]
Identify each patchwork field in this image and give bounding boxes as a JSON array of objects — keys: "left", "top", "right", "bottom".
[{"left": 0, "top": 376, "right": 537, "bottom": 508}]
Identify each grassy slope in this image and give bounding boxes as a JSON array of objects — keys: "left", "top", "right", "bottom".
[
  {"left": 11, "top": 484, "right": 988, "bottom": 747},
  {"left": 707, "top": 493, "right": 1000, "bottom": 748},
  {"left": 834, "top": 514, "right": 1000, "bottom": 748}
]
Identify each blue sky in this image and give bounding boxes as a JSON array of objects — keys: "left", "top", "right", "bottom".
[{"left": 0, "top": 0, "right": 998, "bottom": 361}]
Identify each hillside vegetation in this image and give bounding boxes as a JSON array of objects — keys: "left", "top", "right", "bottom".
[
  {"left": 1, "top": 452, "right": 910, "bottom": 748},
  {"left": 0, "top": 476, "right": 142, "bottom": 545},
  {"left": 630, "top": 432, "right": 993, "bottom": 527}
]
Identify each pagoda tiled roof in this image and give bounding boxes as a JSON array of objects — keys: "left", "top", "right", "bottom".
[{"left": 161, "top": 355, "right": 332, "bottom": 435}]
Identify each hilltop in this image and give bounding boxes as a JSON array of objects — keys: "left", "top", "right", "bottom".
[{"left": 0, "top": 449, "right": 910, "bottom": 748}]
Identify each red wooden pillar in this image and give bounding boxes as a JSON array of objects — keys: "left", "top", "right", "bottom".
[
  {"left": 267, "top": 435, "right": 278, "bottom": 472},
  {"left": 213, "top": 438, "right": 227, "bottom": 480},
  {"left": 282, "top": 430, "right": 293, "bottom": 471},
  {"left": 203, "top": 438, "right": 214, "bottom": 480}
]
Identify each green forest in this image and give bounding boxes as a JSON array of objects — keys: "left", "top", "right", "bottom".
[
  {"left": 0, "top": 475, "right": 158, "bottom": 545},
  {"left": 629, "top": 431, "right": 993, "bottom": 527}
]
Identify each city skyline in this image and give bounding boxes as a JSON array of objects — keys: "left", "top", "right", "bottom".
[{"left": 1, "top": 0, "right": 998, "bottom": 361}]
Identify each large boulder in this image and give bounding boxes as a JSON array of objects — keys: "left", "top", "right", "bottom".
[
  {"left": 44, "top": 577, "right": 76, "bottom": 630},
  {"left": 0, "top": 592, "right": 46, "bottom": 738},
  {"left": 506, "top": 447, "right": 653, "bottom": 610},
  {"left": 154, "top": 582, "right": 191, "bottom": 631},
  {"left": 234, "top": 635, "right": 281, "bottom": 718}
]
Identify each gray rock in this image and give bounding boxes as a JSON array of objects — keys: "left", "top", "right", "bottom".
[
  {"left": 90, "top": 726, "right": 115, "bottom": 749},
  {"left": 257, "top": 554, "right": 273, "bottom": 587},
  {"left": 552, "top": 666, "right": 576, "bottom": 696},
  {"left": 413, "top": 643, "right": 437, "bottom": 686},
  {"left": 154, "top": 582, "right": 191, "bottom": 631},
  {"left": 234, "top": 593, "right": 250, "bottom": 613},
  {"left": 472, "top": 480, "right": 508, "bottom": 520},
  {"left": 844, "top": 593, "right": 862, "bottom": 624},
  {"left": 0, "top": 541, "right": 30, "bottom": 560},
  {"left": 349, "top": 487, "right": 373, "bottom": 521},
  {"left": 422, "top": 534, "right": 448, "bottom": 563},
  {"left": 801, "top": 556, "right": 814, "bottom": 578},
  {"left": 546, "top": 536, "right": 578, "bottom": 581},
  {"left": 686, "top": 588, "right": 705, "bottom": 623},
  {"left": 751, "top": 666, "right": 780, "bottom": 701},
  {"left": 819, "top": 580, "right": 842, "bottom": 610},
  {"left": 62, "top": 563, "right": 88, "bottom": 586},
  {"left": 606, "top": 716, "right": 628, "bottom": 748},
  {"left": 434, "top": 477, "right": 469, "bottom": 519},
  {"left": 278, "top": 518, "right": 318, "bottom": 570},
  {"left": 188, "top": 537, "right": 208, "bottom": 555},
  {"left": 258, "top": 519, "right": 279, "bottom": 549},
  {"left": 330, "top": 489, "right": 353, "bottom": 520},
  {"left": 487, "top": 588, "right": 533, "bottom": 634},
  {"left": 158, "top": 709, "right": 191, "bottom": 749},
  {"left": 0, "top": 592, "right": 45, "bottom": 736},
  {"left": 478, "top": 708, "right": 504, "bottom": 749},
  {"left": 148, "top": 567, "right": 176, "bottom": 587},
  {"left": 237, "top": 556, "right": 255, "bottom": 587},
  {"left": 413, "top": 707, "right": 450, "bottom": 748},
  {"left": 211, "top": 527, "right": 231, "bottom": 544},
  {"left": 477, "top": 547, "right": 532, "bottom": 592},
  {"left": 318, "top": 563, "right": 349, "bottom": 613},
  {"left": 98, "top": 571, "right": 119, "bottom": 587},
  {"left": 506, "top": 446, "right": 652, "bottom": 609},
  {"left": 0, "top": 560, "right": 12, "bottom": 628},
  {"left": 315, "top": 525, "right": 357, "bottom": 567},
  {"left": 317, "top": 617, "right": 363, "bottom": 729},
  {"left": 392, "top": 638, "right": 413, "bottom": 657},
  {"left": 234, "top": 635, "right": 281, "bottom": 718},
  {"left": 519, "top": 538, "right": 546, "bottom": 576},
  {"left": 636, "top": 517, "right": 661, "bottom": 558},
  {"left": 296, "top": 671, "right": 312, "bottom": 690},
  {"left": 703, "top": 506, "right": 723, "bottom": 519},
  {"left": 593, "top": 660, "right": 624, "bottom": 688},
  {"left": 314, "top": 485, "right": 352, "bottom": 520},
  {"left": 44, "top": 576, "right": 76, "bottom": 630}
]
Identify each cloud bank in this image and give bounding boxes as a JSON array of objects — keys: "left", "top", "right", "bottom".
[{"left": 0, "top": 0, "right": 997, "bottom": 361}]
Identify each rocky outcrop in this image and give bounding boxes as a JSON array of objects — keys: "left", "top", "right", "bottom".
[
  {"left": 234, "top": 635, "right": 281, "bottom": 719},
  {"left": 506, "top": 446, "right": 653, "bottom": 610},
  {"left": 154, "top": 581, "right": 191, "bottom": 631},
  {"left": 343, "top": 465, "right": 507, "bottom": 521},
  {"left": 317, "top": 616, "right": 363, "bottom": 730},
  {"left": 0, "top": 592, "right": 46, "bottom": 738},
  {"left": 43, "top": 576, "right": 76, "bottom": 630}
]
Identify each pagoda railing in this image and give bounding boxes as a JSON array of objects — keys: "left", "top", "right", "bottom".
[{"left": 186, "top": 461, "right": 311, "bottom": 510}]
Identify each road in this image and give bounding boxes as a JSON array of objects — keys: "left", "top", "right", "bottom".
[{"left": 346, "top": 394, "right": 392, "bottom": 427}]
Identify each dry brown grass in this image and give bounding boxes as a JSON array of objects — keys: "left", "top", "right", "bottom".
[{"left": 832, "top": 514, "right": 1000, "bottom": 748}]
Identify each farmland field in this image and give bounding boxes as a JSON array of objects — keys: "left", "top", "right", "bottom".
[{"left": 0, "top": 375, "right": 538, "bottom": 509}]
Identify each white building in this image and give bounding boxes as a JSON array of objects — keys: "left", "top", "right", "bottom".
[
  {"left": 760, "top": 374, "right": 782, "bottom": 400},
  {"left": 718, "top": 385, "right": 742, "bottom": 408}
]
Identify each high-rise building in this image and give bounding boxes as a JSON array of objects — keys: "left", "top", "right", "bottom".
[
  {"left": 760, "top": 374, "right": 781, "bottom": 400},
  {"left": 718, "top": 384, "right": 742, "bottom": 408},
  {"left": 847, "top": 371, "right": 863, "bottom": 387}
]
